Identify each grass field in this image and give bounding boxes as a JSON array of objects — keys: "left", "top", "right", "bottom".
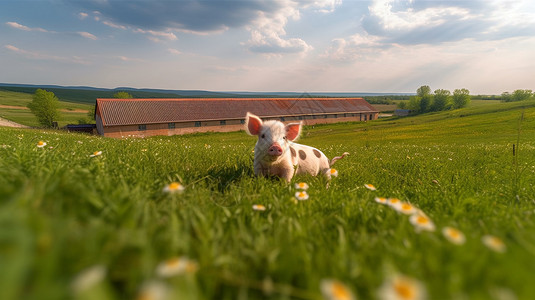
[
  {"left": 1, "top": 100, "right": 535, "bottom": 300},
  {"left": 0, "top": 89, "right": 93, "bottom": 127}
]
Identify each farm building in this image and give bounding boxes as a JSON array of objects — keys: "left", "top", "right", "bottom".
[{"left": 95, "top": 98, "right": 379, "bottom": 138}]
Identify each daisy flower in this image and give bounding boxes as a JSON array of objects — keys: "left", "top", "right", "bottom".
[
  {"left": 364, "top": 184, "right": 377, "bottom": 191},
  {"left": 378, "top": 274, "right": 426, "bottom": 300},
  {"left": 136, "top": 281, "right": 168, "bottom": 300},
  {"left": 442, "top": 227, "right": 466, "bottom": 245},
  {"left": 295, "top": 182, "right": 309, "bottom": 190},
  {"left": 163, "top": 182, "right": 185, "bottom": 193},
  {"left": 320, "top": 279, "right": 356, "bottom": 300},
  {"left": 482, "top": 235, "right": 506, "bottom": 253},
  {"left": 329, "top": 168, "right": 339, "bottom": 177},
  {"left": 252, "top": 204, "right": 266, "bottom": 211},
  {"left": 90, "top": 151, "right": 102, "bottom": 157},
  {"left": 295, "top": 191, "right": 309, "bottom": 201},
  {"left": 395, "top": 202, "right": 418, "bottom": 215},
  {"left": 374, "top": 197, "right": 388, "bottom": 205},
  {"left": 409, "top": 213, "right": 435, "bottom": 232},
  {"left": 71, "top": 265, "right": 106, "bottom": 294},
  {"left": 387, "top": 198, "right": 403, "bottom": 210},
  {"left": 37, "top": 141, "right": 47, "bottom": 148},
  {"left": 156, "top": 257, "right": 198, "bottom": 278}
]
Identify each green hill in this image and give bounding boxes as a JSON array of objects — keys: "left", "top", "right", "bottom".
[{"left": 1, "top": 100, "right": 534, "bottom": 300}]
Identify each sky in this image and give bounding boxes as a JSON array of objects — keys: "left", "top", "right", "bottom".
[{"left": 1, "top": 0, "right": 534, "bottom": 94}]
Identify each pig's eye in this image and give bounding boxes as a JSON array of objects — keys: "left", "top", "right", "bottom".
[
  {"left": 283, "top": 136, "right": 287, "bottom": 140},
  {"left": 261, "top": 134, "right": 265, "bottom": 139}
]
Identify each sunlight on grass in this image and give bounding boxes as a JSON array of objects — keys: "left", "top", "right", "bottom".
[{"left": 0, "top": 100, "right": 534, "bottom": 299}]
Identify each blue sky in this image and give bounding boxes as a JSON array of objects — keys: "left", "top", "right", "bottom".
[{"left": 1, "top": 0, "right": 534, "bottom": 94}]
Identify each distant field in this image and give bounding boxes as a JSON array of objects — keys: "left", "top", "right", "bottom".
[
  {"left": 0, "top": 89, "right": 93, "bottom": 127},
  {"left": 1, "top": 100, "right": 534, "bottom": 299}
]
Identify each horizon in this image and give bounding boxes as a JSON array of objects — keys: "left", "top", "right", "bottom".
[{"left": 1, "top": 1, "right": 534, "bottom": 95}]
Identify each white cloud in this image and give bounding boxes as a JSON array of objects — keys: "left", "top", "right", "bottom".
[
  {"left": 167, "top": 48, "right": 181, "bottom": 55},
  {"left": 78, "top": 31, "right": 97, "bottom": 40},
  {"left": 78, "top": 12, "right": 89, "bottom": 20},
  {"left": 5, "top": 44, "right": 90, "bottom": 65},
  {"left": 134, "top": 29, "right": 177, "bottom": 42},
  {"left": 102, "top": 20, "right": 127, "bottom": 30},
  {"left": 6, "top": 21, "right": 49, "bottom": 33}
]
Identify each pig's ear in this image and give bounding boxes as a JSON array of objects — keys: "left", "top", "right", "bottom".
[
  {"left": 286, "top": 122, "right": 301, "bottom": 141},
  {"left": 245, "top": 112, "right": 263, "bottom": 136}
]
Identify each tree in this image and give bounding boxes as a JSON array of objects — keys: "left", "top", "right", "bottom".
[
  {"left": 407, "top": 96, "right": 422, "bottom": 113},
  {"left": 27, "top": 89, "right": 61, "bottom": 128},
  {"left": 113, "top": 91, "right": 133, "bottom": 98},
  {"left": 511, "top": 89, "right": 533, "bottom": 102},
  {"left": 417, "top": 85, "right": 431, "bottom": 97},
  {"left": 432, "top": 89, "right": 451, "bottom": 111},
  {"left": 87, "top": 105, "right": 96, "bottom": 121},
  {"left": 452, "top": 88, "right": 471, "bottom": 109}
]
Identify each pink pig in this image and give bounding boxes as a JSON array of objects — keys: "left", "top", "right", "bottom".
[{"left": 245, "top": 112, "right": 349, "bottom": 182}]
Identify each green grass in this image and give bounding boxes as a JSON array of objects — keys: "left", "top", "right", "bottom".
[
  {"left": 0, "top": 89, "right": 93, "bottom": 127},
  {"left": 1, "top": 101, "right": 535, "bottom": 300}
]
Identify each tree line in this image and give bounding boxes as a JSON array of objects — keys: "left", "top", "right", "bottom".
[{"left": 397, "top": 85, "right": 471, "bottom": 114}]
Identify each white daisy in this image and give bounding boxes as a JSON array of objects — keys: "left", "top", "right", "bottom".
[
  {"left": 295, "top": 191, "right": 309, "bottom": 201},
  {"left": 442, "top": 227, "right": 466, "bottom": 245},
  {"left": 90, "top": 151, "right": 102, "bottom": 157},
  {"left": 156, "top": 257, "right": 198, "bottom": 278},
  {"left": 252, "top": 204, "right": 266, "bottom": 211},
  {"left": 320, "top": 279, "right": 356, "bottom": 300},
  {"left": 409, "top": 213, "right": 435, "bottom": 232},
  {"left": 378, "top": 274, "right": 426, "bottom": 300},
  {"left": 163, "top": 182, "right": 185, "bottom": 193},
  {"left": 482, "top": 235, "right": 506, "bottom": 253},
  {"left": 295, "top": 182, "right": 309, "bottom": 190},
  {"left": 364, "top": 184, "right": 377, "bottom": 191}
]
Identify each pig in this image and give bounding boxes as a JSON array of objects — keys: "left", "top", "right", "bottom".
[{"left": 245, "top": 112, "right": 349, "bottom": 182}]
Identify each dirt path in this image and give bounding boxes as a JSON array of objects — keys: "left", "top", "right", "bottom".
[
  {"left": 0, "top": 116, "right": 30, "bottom": 128},
  {"left": 0, "top": 104, "right": 88, "bottom": 113}
]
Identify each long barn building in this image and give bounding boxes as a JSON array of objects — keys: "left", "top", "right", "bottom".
[{"left": 95, "top": 98, "right": 378, "bottom": 138}]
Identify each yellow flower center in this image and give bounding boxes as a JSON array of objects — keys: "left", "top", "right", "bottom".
[
  {"left": 490, "top": 237, "right": 503, "bottom": 246},
  {"left": 417, "top": 216, "right": 429, "bottom": 224},
  {"left": 390, "top": 198, "right": 400, "bottom": 204},
  {"left": 401, "top": 203, "right": 412, "bottom": 210},
  {"left": 298, "top": 192, "right": 306, "bottom": 198},
  {"left": 394, "top": 280, "right": 415, "bottom": 300},
  {"left": 38, "top": 141, "right": 45, "bottom": 146},
  {"left": 331, "top": 282, "right": 351, "bottom": 300},
  {"left": 168, "top": 182, "right": 181, "bottom": 190},
  {"left": 448, "top": 229, "right": 460, "bottom": 238},
  {"left": 330, "top": 169, "right": 337, "bottom": 174},
  {"left": 298, "top": 183, "right": 306, "bottom": 188},
  {"left": 93, "top": 151, "right": 100, "bottom": 155},
  {"left": 165, "top": 258, "right": 181, "bottom": 267}
]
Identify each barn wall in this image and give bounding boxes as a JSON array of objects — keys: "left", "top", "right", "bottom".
[{"left": 100, "top": 113, "right": 378, "bottom": 138}]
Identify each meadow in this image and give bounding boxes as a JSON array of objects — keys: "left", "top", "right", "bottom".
[
  {"left": 1, "top": 100, "right": 535, "bottom": 300},
  {"left": 0, "top": 90, "right": 92, "bottom": 127}
]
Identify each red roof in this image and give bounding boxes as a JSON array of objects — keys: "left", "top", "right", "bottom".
[{"left": 95, "top": 98, "right": 378, "bottom": 126}]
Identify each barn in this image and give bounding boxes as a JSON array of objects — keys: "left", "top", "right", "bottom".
[{"left": 95, "top": 98, "right": 379, "bottom": 138}]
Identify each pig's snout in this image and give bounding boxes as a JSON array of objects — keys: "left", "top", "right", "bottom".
[{"left": 268, "top": 143, "right": 283, "bottom": 156}]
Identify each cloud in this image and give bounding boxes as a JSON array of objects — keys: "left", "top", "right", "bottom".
[
  {"left": 78, "top": 12, "right": 89, "bottom": 20},
  {"left": 102, "top": 20, "right": 127, "bottom": 30},
  {"left": 68, "top": 0, "right": 338, "bottom": 54},
  {"left": 361, "top": 0, "right": 535, "bottom": 45},
  {"left": 78, "top": 31, "right": 98, "bottom": 40},
  {"left": 167, "top": 48, "right": 181, "bottom": 55},
  {"left": 6, "top": 21, "right": 49, "bottom": 33},
  {"left": 133, "top": 29, "right": 177, "bottom": 42},
  {"left": 4, "top": 44, "right": 90, "bottom": 64}
]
